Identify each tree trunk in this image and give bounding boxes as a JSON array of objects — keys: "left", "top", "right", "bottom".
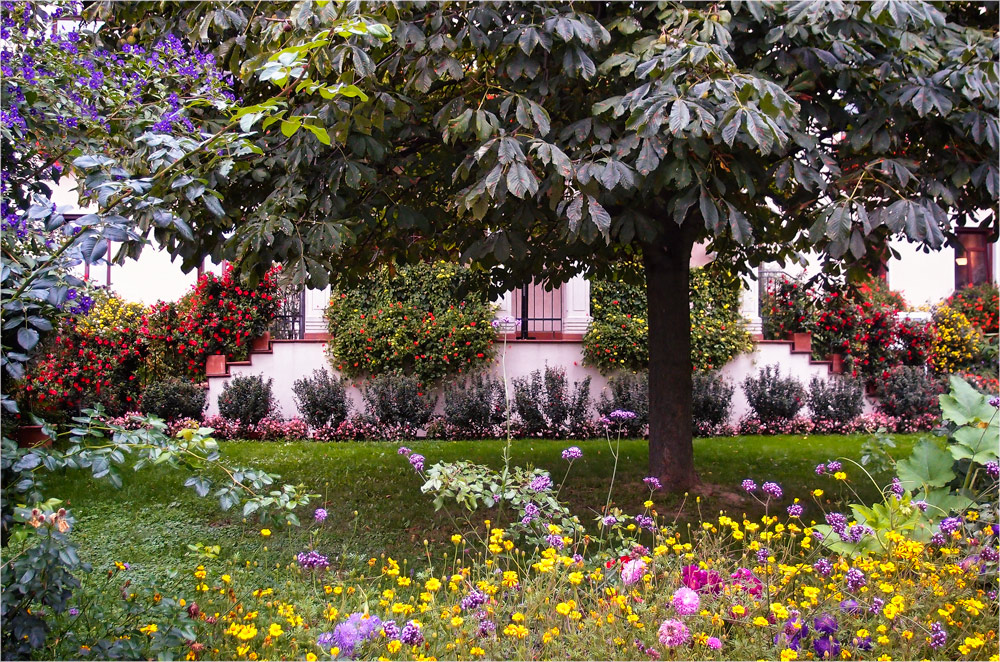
[{"left": 643, "top": 226, "right": 699, "bottom": 492}]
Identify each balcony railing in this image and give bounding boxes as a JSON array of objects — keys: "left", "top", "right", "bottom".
[{"left": 510, "top": 281, "right": 564, "bottom": 339}]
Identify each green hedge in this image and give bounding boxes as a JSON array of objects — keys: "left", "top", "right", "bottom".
[
  {"left": 325, "top": 262, "right": 497, "bottom": 383},
  {"left": 582, "top": 263, "right": 752, "bottom": 374}
]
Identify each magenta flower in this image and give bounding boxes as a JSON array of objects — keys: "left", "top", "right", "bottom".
[
  {"left": 671, "top": 586, "right": 700, "bottom": 615},
  {"left": 620, "top": 558, "right": 647, "bottom": 586},
  {"left": 657, "top": 618, "right": 690, "bottom": 647}
]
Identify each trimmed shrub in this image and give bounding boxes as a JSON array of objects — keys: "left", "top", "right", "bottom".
[
  {"left": 512, "top": 366, "right": 592, "bottom": 438},
  {"left": 692, "top": 372, "right": 735, "bottom": 428},
  {"left": 742, "top": 365, "right": 805, "bottom": 422},
  {"left": 443, "top": 374, "right": 507, "bottom": 435},
  {"left": 807, "top": 376, "right": 864, "bottom": 425},
  {"left": 597, "top": 373, "right": 648, "bottom": 437},
  {"left": 292, "top": 369, "right": 350, "bottom": 428},
  {"left": 217, "top": 374, "right": 275, "bottom": 425},
  {"left": 874, "top": 366, "right": 944, "bottom": 418},
  {"left": 141, "top": 378, "right": 207, "bottom": 421},
  {"left": 363, "top": 373, "right": 436, "bottom": 428}
]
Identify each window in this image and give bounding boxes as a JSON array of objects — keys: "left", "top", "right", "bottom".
[{"left": 954, "top": 229, "right": 994, "bottom": 288}]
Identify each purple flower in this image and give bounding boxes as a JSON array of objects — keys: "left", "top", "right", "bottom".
[
  {"left": 986, "top": 461, "right": 999, "bottom": 479},
  {"left": 845, "top": 567, "right": 866, "bottom": 591},
  {"left": 913, "top": 499, "right": 929, "bottom": 512},
  {"left": 545, "top": 534, "right": 564, "bottom": 549},
  {"left": 827, "top": 461, "right": 842, "bottom": 472},
  {"left": 609, "top": 409, "right": 637, "bottom": 421},
  {"left": 382, "top": 620, "right": 400, "bottom": 639},
  {"left": 825, "top": 512, "right": 848, "bottom": 535},
  {"left": 814, "top": 613, "right": 838, "bottom": 635},
  {"left": 814, "top": 558, "right": 833, "bottom": 576},
  {"left": 561, "top": 446, "right": 583, "bottom": 460},
  {"left": 331, "top": 613, "right": 383, "bottom": 657},
  {"left": 940, "top": 517, "right": 963, "bottom": 535},
  {"left": 601, "top": 515, "right": 618, "bottom": 527},
  {"left": 868, "top": 597, "right": 884, "bottom": 615},
  {"left": 681, "top": 565, "right": 722, "bottom": 594},
  {"left": 408, "top": 453, "right": 425, "bottom": 473},
  {"left": 815, "top": 463, "right": 827, "bottom": 475},
  {"left": 316, "top": 632, "right": 336, "bottom": 650},
  {"left": 839, "top": 598, "right": 860, "bottom": 615},
  {"left": 643, "top": 476, "right": 662, "bottom": 491},
  {"left": 813, "top": 635, "right": 841, "bottom": 659},
  {"left": 889, "top": 477, "right": 904, "bottom": 497},
  {"left": 314, "top": 508, "right": 328, "bottom": 522},
  {"left": 730, "top": 568, "right": 763, "bottom": 596},
  {"left": 297, "top": 550, "right": 330, "bottom": 570},
  {"left": 671, "top": 586, "right": 700, "bottom": 615},
  {"left": 460, "top": 590, "right": 487, "bottom": 611},
  {"left": 397, "top": 446, "right": 411, "bottom": 456},
  {"left": 787, "top": 503, "right": 804, "bottom": 517},
  {"left": 741, "top": 479, "right": 758, "bottom": 493},
  {"left": 762, "top": 482, "right": 783, "bottom": 499},
  {"left": 529, "top": 474, "right": 553, "bottom": 492},
  {"left": 400, "top": 620, "right": 424, "bottom": 646},
  {"left": 68, "top": 608, "right": 80, "bottom": 616},
  {"left": 928, "top": 622, "right": 947, "bottom": 649},
  {"left": 842, "top": 524, "right": 872, "bottom": 544},
  {"left": 635, "top": 514, "right": 655, "bottom": 531},
  {"left": 706, "top": 636, "right": 722, "bottom": 650},
  {"left": 524, "top": 503, "right": 540, "bottom": 518},
  {"left": 620, "top": 558, "right": 647, "bottom": 586},
  {"left": 475, "top": 619, "right": 495, "bottom": 639},
  {"left": 989, "top": 395, "right": 1000, "bottom": 409},
  {"left": 775, "top": 616, "right": 808, "bottom": 650},
  {"left": 657, "top": 618, "right": 690, "bottom": 647}
]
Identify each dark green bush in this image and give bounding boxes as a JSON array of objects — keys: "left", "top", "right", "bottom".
[
  {"left": 807, "top": 376, "right": 864, "bottom": 424},
  {"left": 292, "top": 369, "right": 350, "bottom": 428},
  {"left": 742, "top": 365, "right": 805, "bottom": 422},
  {"left": 363, "top": 373, "right": 436, "bottom": 428},
  {"left": 512, "top": 366, "right": 592, "bottom": 437},
  {"left": 443, "top": 373, "right": 507, "bottom": 431},
  {"left": 141, "top": 378, "right": 207, "bottom": 421},
  {"left": 874, "top": 366, "right": 944, "bottom": 418},
  {"left": 217, "top": 374, "right": 275, "bottom": 425},
  {"left": 692, "top": 371, "right": 734, "bottom": 427},
  {"left": 597, "top": 373, "right": 648, "bottom": 437}
]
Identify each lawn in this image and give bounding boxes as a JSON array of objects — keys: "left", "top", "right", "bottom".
[{"left": 53, "top": 433, "right": 921, "bottom": 595}]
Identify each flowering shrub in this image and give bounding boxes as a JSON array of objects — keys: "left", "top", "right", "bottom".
[
  {"left": 807, "top": 376, "right": 864, "bottom": 425},
  {"left": 325, "top": 262, "right": 496, "bottom": 384},
  {"left": 893, "top": 317, "right": 935, "bottom": 367},
  {"left": 761, "top": 276, "right": 817, "bottom": 339},
  {"left": 20, "top": 290, "right": 147, "bottom": 418},
  {"left": 930, "top": 306, "right": 982, "bottom": 374},
  {"left": 596, "top": 373, "right": 648, "bottom": 438},
  {"left": 874, "top": 366, "right": 945, "bottom": 418},
  {"left": 512, "top": 366, "right": 593, "bottom": 438},
  {"left": 583, "top": 264, "right": 751, "bottom": 374},
  {"left": 142, "top": 264, "right": 281, "bottom": 379},
  {"left": 692, "top": 372, "right": 734, "bottom": 429},
  {"left": 742, "top": 365, "right": 806, "bottom": 422},
  {"left": 311, "top": 417, "right": 419, "bottom": 442},
  {"left": 946, "top": 283, "right": 999, "bottom": 334},
  {"left": 813, "top": 292, "right": 900, "bottom": 379}
]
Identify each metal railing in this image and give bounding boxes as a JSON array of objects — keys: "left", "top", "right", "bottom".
[
  {"left": 510, "top": 281, "right": 563, "bottom": 339},
  {"left": 269, "top": 287, "right": 306, "bottom": 340}
]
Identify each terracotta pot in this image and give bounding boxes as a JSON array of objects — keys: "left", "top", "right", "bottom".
[
  {"left": 251, "top": 332, "right": 271, "bottom": 352},
  {"left": 788, "top": 332, "right": 812, "bottom": 353},
  {"left": 16, "top": 425, "right": 52, "bottom": 448},
  {"left": 205, "top": 354, "right": 227, "bottom": 377},
  {"left": 828, "top": 353, "right": 845, "bottom": 375}
]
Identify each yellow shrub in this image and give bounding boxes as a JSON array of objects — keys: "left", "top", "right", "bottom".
[{"left": 930, "top": 306, "right": 981, "bottom": 374}]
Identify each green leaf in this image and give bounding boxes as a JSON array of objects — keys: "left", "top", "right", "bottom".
[
  {"left": 16, "top": 327, "right": 39, "bottom": 351},
  {"left": 506, "top": 162, "right": 538, "bottom": 198},
  {"left": 280, "top": 118, "right": 302, "bottom": 137},
  {"left": 896, "top": 439, "right": 955, "bottom": 491},
  {"left": 304, "top": 124, "right": 331, "bottom": 145},
  {"left": 950, "top": 425, "right": 999, "bottom": 464},
  {"left": 939, "top": 376, "right": 994, "bottom": 425}
]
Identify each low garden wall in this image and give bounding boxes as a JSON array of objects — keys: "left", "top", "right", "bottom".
[{"left": 205, "top": 336, "right": 866, "bottom": 425}]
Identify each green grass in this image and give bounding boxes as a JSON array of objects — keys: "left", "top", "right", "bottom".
[{"left": 52, "top": 433, "right": 920, "bottom": 594}]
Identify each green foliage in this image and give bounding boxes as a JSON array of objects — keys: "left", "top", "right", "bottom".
[
  {"left": 691, "top": 372, "right": 734, "bottom": 428},
  {"left": 217, "top": 375, "right": 275, "bottom": 425},
  {"left": 292, "top": 369, "right": 350, "bottom": 428},
  {"left": 512, "top": 366, "right": 592, "bottom": 437},
  {"left": 325, "top": 262, "right": 497, "bottom": 384},
  {"left": 362, "top": 373, "right": 436, "bottom": 428},
  {"left": 583, "top": 264, "right": 752, "bottom": 374},
  {"left": 442, "top": 374, "right": 507, "bottom": 432},
  {"left": 596, "top": 373, "right": 649, "bottom": 438},
  {"left": 742, "top": 365, "right": 805, "bottom": 422},
  {"left": 874, "top": 366, "right": 945, "bottom": 418},
  {"left": 807, "top": 376, "right": 864, "bottom": 424},
  {"left": 141, "top": 378, "right": 207, "bottom": 421}
]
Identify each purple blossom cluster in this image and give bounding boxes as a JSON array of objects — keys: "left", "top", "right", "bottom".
[
  {"left": 561, "top": 445, "right": 583, "bottom": 460},
  {"left": 460, "top": 589, "right": 487, "bottom": 611},
  {"left": 528, "top": 474, "right": 552, "bottom": 492},
  {"left": 400, "top": 620, "right": 424, "bottom": 645},
  {"left": 329, "top": 613, "right": 382, "bottom": 657},
  {"left": 296, "top": 550, "right": 330, "bottom": 571},
  {"left": 643, "top": 476, "right": 662, "bottom": 491}
]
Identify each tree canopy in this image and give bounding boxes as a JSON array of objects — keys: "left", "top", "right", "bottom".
[{"left": 87, "top": 0, "right": 999, "bottom": 488}]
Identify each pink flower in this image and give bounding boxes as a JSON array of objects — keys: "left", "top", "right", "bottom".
[
  {"left": 671, "top": 586, "right": 700, "bottom": 615},
  {"left": 706, "top": 636, "right": 722, "bottom": 650},
  {"left": 657, "top": 618, "right": 690, "bottom": 648},
  {"left": 620, "top": 558, "right": 647, "bottom": 586}
]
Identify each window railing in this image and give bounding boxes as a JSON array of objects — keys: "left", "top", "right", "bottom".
[{"left": 510, "top": 281, "right": 564, "bottom": 339}]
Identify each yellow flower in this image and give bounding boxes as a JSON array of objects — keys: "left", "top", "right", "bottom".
[
  {"left": 139, "top": 624, "right": 158, "bottom": 635},
  {"left": 450, "top": 616, "right": 464, "bottom": 627},
  {"left": 470, "top": 646, "right": 485, "bottom": 656},
  {"left": 512, "top": 612, "right": 525, "bottom": 623},
  {"left": 221, "top": 574, "right": 231, "bottom": 583},
  {"left": 306, "top": 654, "right": 318, "bottom": 661},
  {"left": 753, "top": 616, "right": 770, "bottom": 627},
  {"left": 269, "top": 623, "right": 283, "bottom": 638},
  {"left": 780, "top": 648, "right": 798, "bottom": 661},
  {"left": 425, "top": 578, "right": 442, "bottom": 592},
  {"left": 812, "top": 489, "right": 824, "bottom": 497},
  {"left": 833, "top": 472, "right": 847, "bottom": 480},
  {"left": 451, "top": 534, "right": 463, "bottom": 544},
  {"left": 260, "top": 529, "right": 271, "bottom": 537},
  {"left": 568, "top": 572, "right": 584, "bottom": 585},
  {"left": 387, "top": 640, "right": 402, "bottom": 654}
]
